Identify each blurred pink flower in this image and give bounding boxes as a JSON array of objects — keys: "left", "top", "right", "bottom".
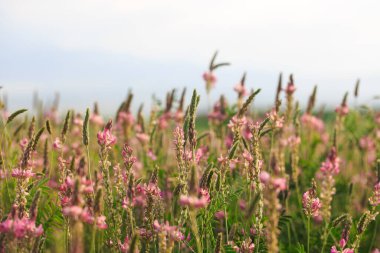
[
  {"left": 11, "top": 168, "right": 35, "bottom": 179},
  {"left": 302, "top": 190, "right": 321, "bottom": 217},
  {"left": 97, "top": 120, "right": 117, "bottom": 147}
]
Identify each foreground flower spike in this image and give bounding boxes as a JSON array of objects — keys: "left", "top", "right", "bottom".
[
  {"left": 97, "top": 119, "right": 117, "bottom": 148},
  {"left": 303, "top": 179, "right": 322, "bottom": 217}
]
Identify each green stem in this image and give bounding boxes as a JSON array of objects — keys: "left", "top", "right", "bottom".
[
  {"left": 224, "top": 205, "right": 229, "bottom": 242},
  {"left": 321, "top": 223, "right": 330, "bottom": 253},
  {"left": 368, "top": 218, "right": 378, "bottom": 253},
  {"left": 307, "top": 216, "right": 310, "bottom": 253}
]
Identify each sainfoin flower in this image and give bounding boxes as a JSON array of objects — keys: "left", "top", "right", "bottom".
[
  {"left": 97, "top": 120, "right": 117, "bottom": 147},
  {"left": 153, "top": 220, "right": 184, "bottom": 241},
  {"left": 234, "top": 82, "right": 248, "bottom": 97},
  {"left": 179, "top": 188, "right": 210, "bottom": 209},
  {"left": 272, "top": 177, "right": 287, "bottom": 192},
  {"left": 285, "top": 79, "right": 296, "bottom": 95},
  {"left": 11, "top": 168, "right": 35, "bottom": 179},
  {"left": 330, "top": 246, "right": 354, "bottom": 253},
  {"left": 119, "top": 236, "right": 138, "bottom": 253},
  {"left": 369, "top": 182, "right": 380, "bottom": 206},
  {"left": 90, "top": 114, "right": 104, "bottom": 126},
  {"left": 0, "top": 209, "right": 43, "bottom": 238},
  {"left": 302, "top": 189, "right": 322, "bottom": 217},
  {"left": 335, "top": 105, "right": 349, "bottom": 116},
  {"left": 231, "top": 238, "right": 255, "bottom": 253},
  {"left": 228, "top": 116, "right": 247, "bottom": 130},
  {"left": 214, "top": 210, "right": 226, "bottom": 220},
  {"left": 320, "top": 147, "right": 341, "bottom": 175},
  {"left": 267, "top": 109, "right": 284, "bottom": 129},
  {"left": 63, "top": 205, "right": 108, "bottom": 229},
  {"left": 301, "top": 114, "right": 325, "bottom": 133},
  {"left": 203, "top": 71, "right": 217, "bottom": 92},
  {"left": 53, "top": 137, "right": 62, "bottom": 150}
]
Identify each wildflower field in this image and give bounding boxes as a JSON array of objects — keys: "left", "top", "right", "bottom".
[{"left": 0, "top": 53, "right": 379, "bottom": 253}]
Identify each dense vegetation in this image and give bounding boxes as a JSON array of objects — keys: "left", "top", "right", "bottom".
[{"left": 0, "top": 53, "right": 379, "bottom": 252}]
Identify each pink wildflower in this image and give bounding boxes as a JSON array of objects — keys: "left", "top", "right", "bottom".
[
  {"left": 369, "top": 182, "right": 380, "bottom": 206},
  {"left": 53, "top": 137, "right": 62, "bottom": 149},
  {"left": 203, "top": 71, "right": 217, "bottom": 92},
  {"left": 302, "top": 190, "right": 322, "bottom": 217},
  {"left": 11, "top": 168, "right": 35, "bottom": 179},
  {"left": 234, "top": 82, "right": 248, "bottom": 98},
  {"left": 97, "top": 120, "right": 117, "bottom": 147}
]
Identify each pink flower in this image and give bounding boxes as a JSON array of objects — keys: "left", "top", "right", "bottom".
[
  {"left": 53, "top": 137, "right": 62, "bottom": 149},
  {"left": 320, "top": 147, "right": 340, "bottom": 175},
  {"left": 272, "top": 177, "right": 287, "bottom": 192},
  {"left": 259, "top": 171, "right": 271, "bottom": 185},
  {"left": 0, "top": 170, "right": 6, "bottom": 179},
  {"left": 232, "top": 238, "right": 255, "bottom": 253},
  {"left": 214, "top": 210, "right": 226, "bottom": 220},
  {"left": 97, "top": 120, "right": 117, "bottom": 147},
  {"left": 301, "top": 114, "right": 325, "bottom": 133},
  {"left": 11, "top": 168, "right": 35, "bottom": 179},
  {"left": 136, "top": 133, "right": 150, "bottom": 144},
  {"left": 330, "top": 246, "right": 354, "bottom": 253},
  {"left": 118, "top": 111, "right": 135, "bottom": 125},
  {"left": 302, "top": 187, "right": 321, "bottom": 217},
  {"left": 203, "top": 71, "right": 217, "bottom": 92},
  {"left": 63, "top": 205, "right": 83, "bottom": 219},
  {"left": 0, "top": 215, "right": 44, "bottom": 239},
  {"left": 19, "top": 138, "right": 29, "bottom": 150},
  {"left": 158, "top": 112, "right": 171, "bottom": 129},
  {"left": 90, "top": 114, "right": 104, "bottom": 126},
  {"left": 239, "top": 199, "right": 247, "bottom": 210},
  {"left": 285, "top": 79, "right": 296, "bottom": 95},
  {"left": 119, "top": 236, "right": 138, "bottom": 253},
  {"left": 369, "top": 182, "right": 380, "bottom": 206},
  {"left": 174, "top": 111, "right": 184, "bottom": 122},
  {"left": 339, "top": 238, "right": 346, "bottom": 248},
  {"left": 335, "top": 105, "right": 349, "bottom": 116},
  {"left": 147, "top": 149, "right": 157, "bottom": 161},
  {"left": 267, "top": 109, "right": 284, "bottom": 129},
  {"left": 81, "top": 210, "right": 95, "bottom": 224},
  {"left": 179, "top": 188, "right": 210, "bottom": 209},
  {"left": 13, "top": 218, "right": 27, "bottom": 238},
  {"left": 0, "top": 218, "right": 13, "bottom": 233},
  {"left": 242, "top": 150, "right": 253, "bottom": 163},
  {"left": 122, "top": 144, "right": 137, "bottom": 168},
  {"left": 96, "top": 215, "right": 107, "bottom": 230},
  {"left": 228, "top": 116, "right": 247, "bottom": 130},
  {"left": 234, "top": 82, "right": 248, "bottom": 97},
  {"left": 153, "top": 220, "right": 184, "bottom": 241}
]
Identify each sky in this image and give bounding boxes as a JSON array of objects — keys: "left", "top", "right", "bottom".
[{"left": 0, "top": 0, "right": 379, "bottom": 114}]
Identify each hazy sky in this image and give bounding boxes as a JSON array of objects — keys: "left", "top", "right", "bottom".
[{"left": 0, "top": 0, "right": 379, "bottom": 114}]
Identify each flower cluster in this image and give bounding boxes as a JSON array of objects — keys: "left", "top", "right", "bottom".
[
  {"left": 179, "top": 188, "right": 210, "bottom": 209},
  {"left": 302, "top": 181, "right": 322, "bottom": 217},
  {"left": 97, "top": 120, "right": 117, "bottom": 148},
  {"left": 0, "top": 206, "right": 43, "bottom": 239},
  {"left": 320, "top": 147, "right": 341, "bottom": 175},
  {"left": 369, "top": 182, "right": 380, "bottom": 206},
  {"left": 153, "top": 220, "right": 185, "bottom": 241}
]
